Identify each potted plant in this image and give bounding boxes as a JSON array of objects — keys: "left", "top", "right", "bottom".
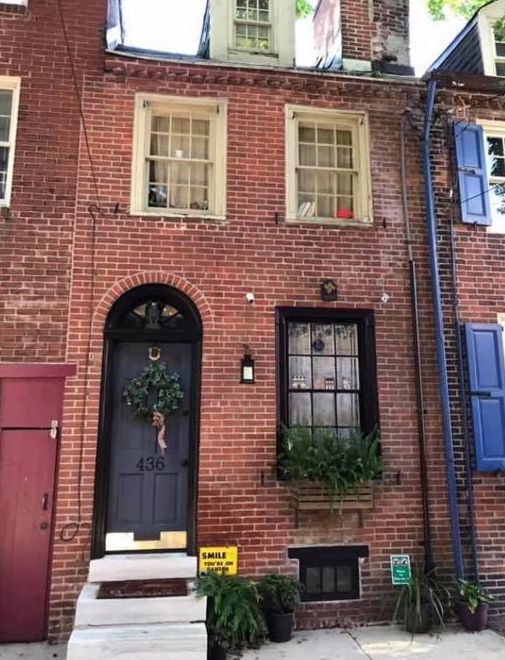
[
  {"left": 454, "top": 579, "right": 494, "bottom": 632},
  {"left": 258, "top": 574, "right": 302, "bottom": 643},
  {"left": 393, "top": 567, "right": 450, "bottom": 635},
  {"left": 196, "top": 571, "right": 267, "bottom": 659},
  {"left": 278, "top": 426, "right": 381, "bottom": 516}
]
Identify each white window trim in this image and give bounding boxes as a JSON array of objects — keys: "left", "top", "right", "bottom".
[
  {"left": 230, "top": 0, "right": 275, "bottom": 56},
  {"left": 476, "top": 119, "right": 505, "bottom": 234},
  {"left": 479, "top": 11, "right": 505, "bottom": 76},
  {"left": 131, "top": 94, "right": 227, "bottom": 219},
  {"left": 0, "top": 0, "right": 27, "bottom": 5},
  {"left": 0, "top": 76, "right": 20, "bottom": 208},
  {"left": 285, "top": 105, "right": 373, "bottom": 226}
]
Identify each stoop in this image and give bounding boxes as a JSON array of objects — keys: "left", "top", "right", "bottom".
[{"left": 67, "top": 554, "right": 206, "bottom": 660}]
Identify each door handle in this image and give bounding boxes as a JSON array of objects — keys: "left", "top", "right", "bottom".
[
  {"left": 42, "top": 493, "right": 49, "bottom": 511},
  {"left": 181, "top": 459, "right": 189, "bottom": 467}
]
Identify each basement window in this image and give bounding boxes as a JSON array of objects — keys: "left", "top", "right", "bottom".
[{"left": 288, "top": 545, "right": 368, "bottom": 602}]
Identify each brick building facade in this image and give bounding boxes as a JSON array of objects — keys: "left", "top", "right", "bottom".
[{"left": 0, "top": 0, "right": 478, "bottom": 647}]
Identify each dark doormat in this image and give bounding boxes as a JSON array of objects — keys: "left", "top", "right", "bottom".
[{"left": 97, "top": 579, "right": 189, "bottom": 599}]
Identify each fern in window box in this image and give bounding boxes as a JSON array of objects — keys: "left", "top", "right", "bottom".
[{"left": 278, "top": 426, "right": 381, "bottom": 513}]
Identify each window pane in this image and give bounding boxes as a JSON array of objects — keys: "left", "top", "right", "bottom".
[
  {"left": 299, "top": 125, "right": 315, "bottom": 143},
  {"left": 496, "top": 61, "right": 505, "bottom": 76},
  {"left": 317, "top": 126, "right": 334, "bottom": 144},
  {"left": 317, "top": 195, "right": 333, "bottom": 218},
  {"left": 336, "top": 565, "right": 352, "bottom": 592},
  {"left": 336, "top": 173, "right": 353, "bottom": 195},
  {"left": 306, "top": 567, "right": 321, "bottom": 594},
  {"left": 337, "top": 357, "right": 360, "bottom": 390},
  {"left": 0, "top": 91, "right": 12, "bottom": 142},
  {"left": 288, "top": 322, "right": 311, "bottom": 354},
  {"left": 299, "top": 144, "right": 316, "bottom": 166},
  {"left": 335, "top": 325, "right": 358, "bottom": 355},
  {"left": 487, "top": 137, "right": 505, "bottom": 177},
  {"left": 337, "top": 146, "right": 353, "bottom": 169},
  {"left": 171, "top": 162, "right": 189, "bottom": 184},
  {"left": 318, "top": 144, "right": 335, "bottom": 167},
  {"left": 148, "top": 160, "right": 168, "bottom": 208},
  {"left": 191, "top": 163, "right": 209, "bottom": 186},
  {"left": 317, "top": 171, "right": 335, "bottom": 194},
  {"left": 496, "top": 43, "right": 505, "bottom": 57},
  {"left": 191, "top": 136, "right": 209, "bottom": 160},
  {"left": 337, "top": 392, "right": 360, "bottom": 427},
  {"left": 150, "top": 134, "right": 169, "bottom": 157},
  {"left": 193, "top": 119, "right": 209, "bottom": 136},
  {"left": 322, "top": 566, "right": 336, "bottom": 593},
  {"left": 171, "top": 134, "right": 190, "bottom": 158},
  {"left": 336, "top": 130, "right": 352, "bottom": 146},
  {"left": 298, "top": 170, "right": 316, "bottom": 194},
  {"left": 172, "top": 116, "right": 190, "bottom": 134},
  {"left": 289, "top": 356, "right": 312, "bottom": 390},
  {"left": 289, "top": 392, "right": 312, "bottom": 425},
  {"left": 189, "top": 187, "right": 208, "bottom": 210},
  {"left": 171, "top": 185, "right": 189, "bottom": 209},
  {"left": 313, "top": 357, "right": 335, "bottom": 390},
  {"left": 0, "top": 146, "right": 8, "bottom": 199},
  {"left": 311, "top": 324, "right": 335, "bottom": 354},
  {"left": 151, "top": 115, "right": 170, "bottom": 133},
  {"left": 490, "top": 183, "right": 505, "bottom": 221},
  {"left": 313, "top": 393, "right": 336, "bottom": 426}
]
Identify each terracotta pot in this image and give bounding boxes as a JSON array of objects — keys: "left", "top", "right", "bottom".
[
  {"left": 454, "top": 601, "right": 489, "bottom": 632},
  {"left": 266, "top": 611, "right": 294, "bottom": 643}
]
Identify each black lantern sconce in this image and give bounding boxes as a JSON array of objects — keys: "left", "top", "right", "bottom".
[{"left": 240, "top": 345, "right": 255, "bottom": 384}]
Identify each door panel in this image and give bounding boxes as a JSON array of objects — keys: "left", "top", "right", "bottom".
[
  {"left": 0, "top": 377, "right": 64, "bottom": 428},
  {"left": 106, "top": 342, "right": 191, "bottom": 545},
  {"left": 0, "top": 429, "right": 57, "bottom": 642}
]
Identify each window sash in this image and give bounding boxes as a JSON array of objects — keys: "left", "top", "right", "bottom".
[
  {"left": 233, "top": 0, "right": 272, "bottom": 51},
  {"left": 134, "top": 98, "right": 225, "bottom": 216},
  {"left": 0, "top": 82, "right": 19, "bottom": 205}
]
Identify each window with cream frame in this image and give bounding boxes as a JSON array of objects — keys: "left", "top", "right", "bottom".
[
  {"left": 0, "top": 77, "right": 20, "bottom": 207},
  {"left": 131, "top": 95, "right": 227, "bottom": 218},
  {"left": 477, "top": 120, "right": 505, "bottom": 233},
  {"left": 285, "top": 106, "right": 372, "bottom": 224},
  {"left": 233, "top": 0, "right": 273, "bottom": 53}
]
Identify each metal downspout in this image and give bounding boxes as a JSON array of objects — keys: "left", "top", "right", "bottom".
[
  {"left": 422, "top": 78, "right": 464, "bottom": 578},
  {"left": 400, "top": 117, "right": 434, "bottom": 571}
]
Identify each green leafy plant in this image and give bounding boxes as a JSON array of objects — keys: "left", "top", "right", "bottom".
[
  {"left": 426, "top": 0, "right": 489, "bottom": 21},
  {"left": 123, "top": 361, "right": 183, "bottom": 422},
  {"left": 393, "top": 567, "right": 451, "bottom": 634},
  {"left": 278, "top": 425, "right": 381, "bottom": 501},
  {"left": 455, "top": 579, "right": 494, "bottom": 614},
  {"left": 196, "top": 572, "right": 267, "bottom": 652},
  {"left": 257, "top": 574, "right": 303, "bottom": 614},
  {"left": 295, "top": 0, "right": 313, "bottom": 19}
]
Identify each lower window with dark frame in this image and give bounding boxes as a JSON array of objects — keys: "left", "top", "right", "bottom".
[
  {"left": 288, "top": 545, "right": 369, "bottom": 602},
  {"left": 276, "top": 308, "right": 379, "bottom": 437}
]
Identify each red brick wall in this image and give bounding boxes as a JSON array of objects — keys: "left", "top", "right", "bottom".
[
  {"left": 0, "top": 0, "right": 456, "bottom": 643},
  {"left": 46, "top": 55, "right": 455, "bottom": 638},
  {"left": 431, "top": 89, "right": 505, "bottom": 628},
  {"left": 0, "top": 0, "right": 106, "bottom": 362}
]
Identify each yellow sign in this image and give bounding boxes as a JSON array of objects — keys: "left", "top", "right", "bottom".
[{"left": 199, "top": 546, "right": 238, "bottom": 576}]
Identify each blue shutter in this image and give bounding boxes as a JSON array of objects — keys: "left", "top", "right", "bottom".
[
  {"left": 454, "top": 121, "right": 492, "bottom": 226},
  {"left": 465, "top": 323, "right": 505, "bottom": 471}
]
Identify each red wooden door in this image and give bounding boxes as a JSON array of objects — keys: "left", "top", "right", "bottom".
[{"left": 0, "top": 370, "right": 68, "bottom": 643}]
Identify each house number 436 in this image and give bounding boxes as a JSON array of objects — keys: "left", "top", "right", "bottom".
[{"left": 136, "top": 456, "right": 165, "bottom": 472}]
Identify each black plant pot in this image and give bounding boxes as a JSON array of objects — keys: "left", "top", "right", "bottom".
[
  {"left": 454, "top": 601, "right": 488, "bottom": 632},
  {"left": 207, "top": 639, "right": 227, "bottom": 660},
  {"left": 266, "top": 611, "right": 294, "bottom": 643},
  {"left": 404, "top": 605, "right": 433, "bottom": 634}
]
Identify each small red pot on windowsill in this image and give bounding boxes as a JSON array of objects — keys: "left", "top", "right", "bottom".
[{"left": 335, "top": 208, "right": 354, "bottom": 219}]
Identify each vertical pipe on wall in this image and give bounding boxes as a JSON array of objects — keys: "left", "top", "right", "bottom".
[
  {"left": 400, "top": 117, "right": 434, "bottom": 571},
  {"left": 422, "top": 78, "right": 464, "bottom": 579}
]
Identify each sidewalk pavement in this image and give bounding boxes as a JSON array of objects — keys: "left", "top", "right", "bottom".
[{"left": 1, "top": 626, "right": 505, "bottom": 659}]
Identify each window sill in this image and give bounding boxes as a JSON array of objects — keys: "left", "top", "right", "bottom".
[
  {"left": 131, "top": 209, "right": 226, "bottom": 223},
  {"left": 0, "top": 3, "right": 27, "bottom": 15},
  {"left": 286, "top": 216, "right": 373, "bottom": 228}
]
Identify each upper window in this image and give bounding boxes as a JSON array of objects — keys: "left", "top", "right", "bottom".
[
  {"left": 234, "top": 0, "right": 272, "bottom": 52},
  {"left": 276, "top": 309, "right": 378, "bottom": 436},
  {"left": 0, "top": 78, "right": 20, "bottom": 207},
  {"left": 131, "top": 95, "right": 227, "bottom": 218},
  {"left": 483, "top": 126, "right": 505, "bottom": 232},
  {"left": 285, "top": 106, "right": 372, "bottom": 224},
  {"left": 492, "top": 20, "right": 505, "bottom": 76}
]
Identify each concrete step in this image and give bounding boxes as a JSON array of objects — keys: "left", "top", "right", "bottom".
[
  {"left": 74, "top": 583, "right": 206, "bottom": 628},
  {"left": 88, "top": 553, "right": 197, "bottom": 583},
  {"left": 66, "top": 622, "right": 207, "bottom": 660}
]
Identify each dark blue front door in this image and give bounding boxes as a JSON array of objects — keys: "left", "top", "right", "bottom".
[{"left": 106, "top": 342, "right": 192, "bottom": 546}]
